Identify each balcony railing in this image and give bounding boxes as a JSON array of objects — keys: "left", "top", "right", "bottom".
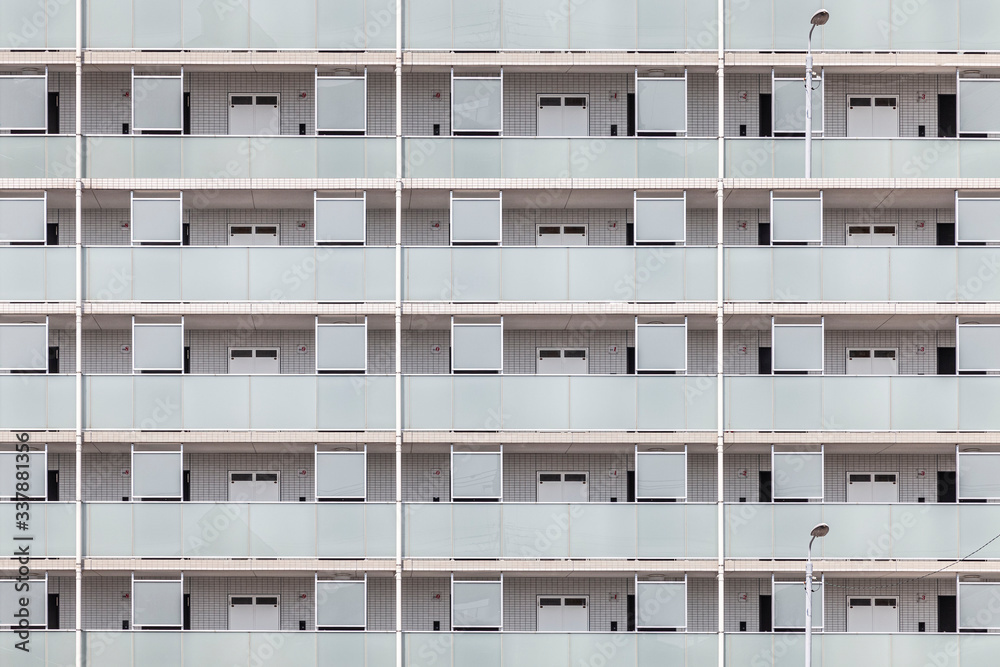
[
  {"left": 404, "top": 138, "right": 718, "bottom": 179},
  {"left": 84, "top": 136, "right": 395, "bottom": 179},
  {"left": 404, "top": 503, "right": 717, "bottom": 558},
  {"left": 725, "top": 375, "right": 1000, "bottom": 432},
  {"left": 0, "top": 631, "right": 75, "bottom": 666},
  {"left": 726, "top": 138, "right": 1000, "bottom": 179},
  {"left": 726, "top": 246, "right": 1000, "bottom": 302},
  {"left": 727, "top": 634, "right": 1000, "bottom": 667},
  {"left": 403, "top": 375, "right": 717, "bottom": 431},
  {"left": 726, "top": 503, "right": 1000, "bottom": 560},
  {"left": 84, "top": 246, "right": 394, "bottom": 302},
  {"left": 83, "top": 0, "right": 395, "bottom": 50},
  {"left": 85, "top": 502, "right": 394, "bottom": 558},
  {"left": 0, "top": 502, "right": 75, "bottom": 559},
  {"left": 404, "top": 246, "right": 716, "bottom": 302},
  {"left": 0, "top": 136, "right": 76, "bottom": 179},
  {"left": 83, "top": 375, "right": 395, "bottom": 430},
  {"left": 0, "top": 375, "right": 74, "bottom": 430},
  {"left": 0, "top": 247, "right": 75, "bottom": 301}
]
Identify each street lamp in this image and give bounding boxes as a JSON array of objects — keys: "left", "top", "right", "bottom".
[
  {"left": 805, "top": 9, "right": 829, "bottom": 178},
  {"left": 805, "top": 523, "right": 829, "bottom": 667}
]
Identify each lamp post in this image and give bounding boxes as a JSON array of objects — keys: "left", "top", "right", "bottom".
[
  {"left": 805, "top": 523, "right": 830, "bottom": 667},
  {"left": 805, "top": 10, "right": 830, "bottom": 178}
]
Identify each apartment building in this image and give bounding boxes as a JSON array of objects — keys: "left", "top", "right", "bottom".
[{"left": 2, "top": 1, "right": 1000, "bottom": 665}]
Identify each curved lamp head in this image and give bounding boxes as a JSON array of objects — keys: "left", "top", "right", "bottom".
[
  {"left": 810, "top": 10, "right": 830, "bottom": 26},
  {"left": 810, "top": 523, "right": 830, "bottom": 538}
]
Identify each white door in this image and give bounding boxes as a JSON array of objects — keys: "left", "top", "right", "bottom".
[
  {"left": 536, "top": 224, "right": 588, "bottom": 246},
  {"left": 229, "top": 349, "right": 280, "bottom": 374},
  {"left": 229, "top": 472, "right": 280, "bottom": 501},
  {"left": 872, "top": 225, "right": 897, "bottom": 245},
  {"left": 847, "top": 473, "right": 898, "bottom": 502},
  {"left": 536, "top": 95, "right": 589, "bottom": 136},
  {"left": 872, "top": 98, "right": 899, "bottom": 137},
  {"left": 871, "top": 350, "right": 898, "bottom": 374},
  {"left": 846, "top": 349, "right": 872, "bottom": 375},
  {"left": 537, "top": 472, "right": 589, "bottom": 502},
  {"left": 871, "top": 473, "right": 898, "bottom": 502},
  {"left": 846, "top": 349, "right": 897, "bottom": 375},
  {"left": 847, "top": 96, "right": 898, "bottom": 137},
  {"left": 847, "top": 598, "right": 897, "bottom": 632},
  {"left": 229, "top": 596, "right": 280, "bottom": 630},
  {"left": 537, "top": 597, "right": 588, "bottom": 631},
  {"left": 229, "top": 94, "right": 280, "bottom": 135},
  {"left": 847, "top": 224, "right": 897, "bottom": 246},
  {"left": 536, "top": 349, "right": 589, "bottom": 374},
  {"left": 229, "top": 224, "right": 279, "bottom": 246}
]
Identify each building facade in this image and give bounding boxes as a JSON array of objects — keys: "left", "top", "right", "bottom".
[{"left": 1, "top": 1, "right": 1000, "bottom": 665}]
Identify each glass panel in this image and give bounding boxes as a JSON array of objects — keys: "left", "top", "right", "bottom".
[
  {"left": 364, "top": 247, "right": 396, "bottom": 301},
  {"left": 318, "top": 0, "right": 365, "bottom": 48},
  {"left": 636, "top": 324, "right": 686, "bottom": 371},
  {"left": 959, "top": 505, "right": 1000, "bottom": 559},
  {"left": 403, "top": 376, "right": 453, "bottom": 430},
  {"left": 823, "top": 247, "right": 889, "bottom": 301},
  {"left": 773, "top": 581, "right": 821, "bottom": 629},
  {"left": 248, "top": 633, "right": 314, "bottom": 667},
  {"left": 317, "top": 581, "right": 366, "bottom": 627},
  {"left": 773, "top": 78, "right": 823, "bottom": 134},
  {"left": 567, "top": 248, "right": 633, "bottom": 301},
  {"left": 772, "top": 198, "right": 822, "bottom": 242},
  {"left": 249, "top": 0, "right": 314, "bottom": 48},
  {"left": 0, "top": 324, "right": 46, "bottom": 370},
  {"left": 365, "top": 503, "right": 395, "bottom": 557},
  {"left": 724, "top": 376, "right": 772, "bottom": 431},
  {"left": 453, "top": 582, "right": 502, "bottom": 628},
  {"left": 250, "top": 376, "right": 316, "bottom": 430},
  {"left": 133, "top": 77, "right": 182, "bottom": 131},
  {"left": 570, "top": 504, "right": 635, "bottom": 557},
  {"left": 249, "top": 503, "right": 314, "bottom": 557},
  {"left": 181, "top": 376, "right": 249, "bottom": 430},
  {"left": 635, "top": 199, "right": 685, "bottom": 243},
  {"left": 570, "top": 376, "right": 636, "bottom": 430},
  {"left": 725, "top": 248, "right": 771, "bottom": 301},
  {"left": 452, "top": 324, "right": 502, "bottom": 371},
  {"left": 502, "top": 376, "right": 569, "bottom": 430},
  {"left": 133, "top": 375, "right": 183, "bottom": 430},
  {"left": 502, "top": 504, "right": 569, "bottom": 557},
  {"left": 773, "top": 247, "right": 821, "bottom": 302},
  {"left": 960, "top": 377, "right": 1000, "bottom": 431},
  {"left": 0, "top": 199, "right": 44, "bottom": 242},
  {"left": 452, "top": 199, "right": 501, "bottom": 243},
  {"left": 249, "top": 247, "right": 316, "bottom": 300},
  {"left": 726, "top": 0, "right": 772, "bottom": 49},
  {"left": 181, "top": 247, "right": 248, "bottom": 301},
  {"left": 316, "top": 246, "right": 364, "bottom": 301},
  {"left": 960, "top": 80, "right": 1000, "bottom": 134},
  {"left": 893, "top": 504, "right": 959, "bottom": 559},
  {"left": 685, "top": 0, "right": 719, "bottom": 49},
  {"left": 181, "top": 633, "right": 250, "bottom": 667},
  {"left": 404, "top": 504, "right": 452, "bottom": 557},
  {"left": 957, "top": 199, "right": 1000, "bottom": 242},
  {"left": 570, "top": 0, "right": 634, "bottom": 49},
  {"left": 183, "top": 0, "right": 249, "bottom": 48},
  {"left": 0, "top": 451, "right": 44, "bottom": 498},
  {"left": 772, "top": 504, "right": 823, "bottom": 559},
  {"left": 960, "top": 0, "right": 1000, "bottom": 50},
  {"left": 86, "top": 247, "right": 134, "bottom": 300},
  {"left": 454, "top": 0, "right": 501, "bottom": 49},
  {"left": 132, "top": 199, "right": 181, "bottom": 243},
  {"left": 636, "top": 79, "right": 686, "bottom": 133},
  {"left": 725, "top": 504, "right": 772, "bottom": 558},
  {"left": 133, "top": 581, "right": 182, "bottom": 626},
  {"left": 636, "top": 582, "right": 686, "bottom": 628},
  {"left": 132, "top": 452, "right": 182, "bottom": 497},
  {"left": 822, "top": 376, "right": 892, "bottom": 431},
  {"left": 132, "top": 324, "right": 183, "bottom": 371},
  {"left": 633, "top": 246, "right": 683, "bottom": 302},
  {"left": 452, "top": 247, "right": 501, "bottom": 302},
  {"left": 316, "top": 324, "right": 366, "bottom": 371},
  {"left": 454, "top": 503, "right": 501, "bottom": 558},
  {"left": 772, "top": 452, "right": 823, "bottom": 499},
  {"left": 453, "top": 453, "right": 502, "bottom": 499},
  {"left": 502, "top": 248, "right": 568, "bottom": 301},
  {"left": 889, "top": 247, "right": 955, "bottom": 302},
  {"left": 959, "top": 325, "right": 1000, "bottom": 371},
  {"left": 404, "top": 247, "right": 452, "bottom": 300},
  {"left": 959, "top": 453, "right": 1000, "bottom": 499},
  {"left": 181, "top": 137, "right": 248, "bottom": 178},
  {"left": 181, "top": 503, "right": 250, "bottom": 557},
  {"left": 134, "top": 0, "right": 182, "bottom": 48},
  {"left": 772, "top": 325, "right": 823, "bottom": 371},
  {"left": 132, "top": 247, "right": 182, "bottom": 301},
  {"left": 317, "top": 78, "right": 366, "bottom": 132},
  {"left": 452, "top": 375, "right": 502, "bottom": 430},
  {"left": 0, "top": 248, "right": 45, "bottom": 300},
  {"left": 773, "top": 376, "right": 822, "bottom": 430},
  {"left": 133, "top": 503, "right": 182, "bottom": 557},
  {"left": 637, "top": 0, "right": 686, "bottom": 50},
  {"left": 453, "top": 78, "right": 502, "bottom": 133},
  {"left": 316, "top": 199, "right": 365, "bottom": 243},
  {"left": 822, "top": 504, "right": 891, "bottom": 558},
  {"left": 454, "top": 633, "right": 502, "bottom": 667},
  {"left": 501, "top": 139, "right": 569, "bottom": 178},
  {"left": 891, "top": 376, "right": 957, "bottom": 431},
  {"left": 502, "top": 0, "right": 567, "bottom": 49},
  {"left": 570, "top": 634, "right": 635, "bottom": 667},
  {"left": 316, "top": 452, "right": 365, "bottom": 498},
  {"left": 454, "top": 137, "right": 501, "bottom": 178},
  {"left": 314, "top": 502, "right": 365, "bottom": 557},
  {"left": 85, "top": 503, "right": 131, "bottom": 557},
  {"left": 636, "top": 453, "right": 686, "bottom": 499},
  {"left": 0, "top": 78, "right": 46, "bottom": 129},
  {"left": 502, "top": 634, "right": 568, "bottom": 667},
  {"left": 960, "top": 583, "right": 1000, "bottom": 629},
  {"left": 406, "top": 0, "right": 451, "bottom": 48}
]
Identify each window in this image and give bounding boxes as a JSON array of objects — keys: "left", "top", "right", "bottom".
[
  {"left": 536, "top": 596, "right": 588, "bottom": 631},
  {"left": 771, "top": 196, "right": 822, "bottom": 244},
  {"left": 133, "top": 75, "right": 183, "bottom": 133},
  {"left": 133, "top": 580, "right": 183, "bottom": 629},
  {"left": 316, "top": 581, "right": 366, "bottom": 629},
  {"left": 536, "top": 472, "right": 588, "bottom": 502},
  {"left": 771, "top": 322, "right": 824, "bottom": 373},
  {"left": 316, "top": 452, "right": 366, "bottom": 500},
  {"left": 635, "top": 77, "right": 686, "bottom": 135},
  {"left": 228, "top": 224, "right": 279, "bottom": 246},
  {"left": 315, "top": 198, "right": 365, "bottom": 244},
  {"left": 0, "top": 323, "right": 48, "bottom": 372},
  {"left": 958, "top": 79, "right": 1000, "bottom": 134},
  {"left": 0, "top": 198, "right": 45, "bottom": 244},
  {"left": 0, "top": 580, "right": 46, "bottom": 628},
  {"left": 773, "top": 76, "right": 823, "bottom": 135},
  {"left": 846, "top": 224, "right": 897, "bottom": 246},
  {"left": 0, "top": 451, "right": 45, "bottom": 499},
  {"left": 452, "top": 323, "right": 502, "bottom": 372},
  {"left": 536, "top": 224, "right": 587, "bottom": 246},
  {"left": 132, "top": 197, "right": 182, "bottom": 245},
  {"left": 132, "top": 451, "right": 183, "bottom": 500},
  {"left": 846, "top": 349, "right": 897, "bottom": 375},
  {"left": 453, "top": 77, "right": 502, "bottom": 135},
  {"left": 536, "top": 95, "right": 589, "bottom": 136},
  {"left": 535, "top": 349, "right": 588, "bottom": 375},
  {"left": 846, "top": 473, "right": 898, "bottom": 503},
  {"left": 452, "top": 197, "right": 502, "bottom": 244},
  {"left": 316, "top": 323, "right": 367, "bottom": 373},
  {"left": 956, "top": 199, "right": 1000, "bottom": 243},
  {"left": 847, "top": 95, "right": 898, "bottom": 137},
  {"left": 228, "top": 471, "right": 280, "bottom": 502},
  {"left": 0, "top": 76, "right": 46, "bottom": 131},
  {"left": 636, "top": 324, "right": 686, "bottom": 373},
  {"left": 316, "top": 77, "right": 366, "bottom": 135},
  {"left": 228, "top": 348, "right": 280, "bottom": 374},
  {"left": 634, "top": 198, "right": 685, "bottom": 244},
  {"left": 453, "top": 581, "right": 502, "bottom": 630},
  {"left": 452, "top": 452, "right": 502, "bottom": 500},
  {"left": 636, "top": 582, "right": 686, "bottom": 630},
  {"left": 228, "top": 94, "right": 280, "bottom": 135},
  {"left": 132, "top": 323, "right": 184, "bottom": 373},
  {"left": 636, "top": 452, "right": 686, "bottom": 501}
]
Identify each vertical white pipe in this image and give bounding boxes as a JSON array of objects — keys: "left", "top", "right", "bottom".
[
  {"left": 394, "top": 0, "right": 404, "bottom": 664},
  {"left": 716, "top": 0, "right": 726, "bottom": 662},
  {"left": 74, "top": 0, "right": 83, "bottom": 663}
]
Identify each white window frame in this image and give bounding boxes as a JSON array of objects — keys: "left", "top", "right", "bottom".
[
  {"left": 452, "top": 69, "right": 503, "bottom": 136},
  {"left": 132, "top": 575, "right": 183, "bottom": 629},
  {"left": 772, "top": 575, "right": 823, "bottom": 631},
  {"left": 227, "top": 347, "right": 281, "bottom": 375},
  {"left": 957, "top": 321, "right": 1000, "bottom": 373},
  {"left": 315, "top": 318, "right": 367, "bottom": 373},
  {"left": 314, "top": 191, "right": 366, "bottom": 245},
  {"left": 535, "top": 594, "right": 589, "bottom": 632},
  {"left": 635, "top": 319, "right": 687, "bottom": 373},
  {"left": 634, "top": 575, "right": 687, "bottom": 631},
  {"left": 845, "top": 471, "right": 899, "bottom": 503},
  {"left": 771, "top": 317, "right": 824, "bottom": 373},
  {"left": 451, "top": 191, "right": 502, "bottom": 245},
  {"left": 957, "top": 76, "right": 1000, "bottom": 135},
  {"left": 771, "top": 191, "right": 823, "bottom": 244},
  {"left": 634, "top": 191, "right": 686, "bottom": 244},
  {"left": 131, "top": 191, "right": 183, "bottom": 245},
  {"left": 132, "top": 317, "right": 184, "bottom": 373},
  {"left": 0, "top": 319, "right": 49, "bottom": 372},
  {"left": 635, "top": 447, "right": 687, "bottom": 502},
  {"left": 227, "top": 93, "right": 281, "bottom": 135},
  {"left": 131, "top": 446, "right": 183, "bottom": 501},
  {"left": 772, "top": 70, "right": 824, "bottom": 136},
  {"left": 0, "top": 69, "right": 48, "bottom": 132},
  {"left": 315, "top": 574, "right": 367, "bottom": 630},
  {"left": 315, "top": 68, "right": 367, "bottom": 135},
  {"left": 315, "top": 446, "right": 367, "bottom": 501},
  {"left": 452, "top": 576, "right": 503, "bottom": 631},
  {"left": 771, "top": 447, "right": 824, "bottom": 501},
  {"left": 957, "top": 579, "right": 1000, "bottom": 630},
  {"left": 131, "top": 68, "right": 183, "bottom": 134},
  {"left": 535, "top": 222, "right": 589, "bottom": 246},
  {"left": 451, "top": 447, "right": 503, "bottom": 501},
  {"left": 535, "top": 93, "right": 590, "bottom": 137},
  {"left": 0, "top": 575, "right": 47, "bottom": 629},
  {"left": 845, "top": 348, "right": 899, "bottom": 375},
  {"left": 955, "top": 194, "right": 1000, "bottom": 244},
  {"left": 0, "top": 447, "right": 47, "bottom": 500},
  {"left": 634, "top": 69, "right": 687, "bottom": 136},
  {"left": 845, "top": 94, "right": 900, "bottom": 138},
  {"left": 451, "top": 318, "right": 503, "bottom": 373},
  {"left": 0, "top": 193, "right": 47, "bottom": 245},
  {"left": 228, "top": 470, "right": 280, "bottom": 502},
  {"left": 846, "top": 596, "right": 899, "bottom": 633}
]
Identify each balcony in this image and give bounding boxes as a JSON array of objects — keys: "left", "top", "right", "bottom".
[
  {"left": 725, "top": 376, "right": 1000, "bottom": 432},
  {"left": 0, "top": 375, "right": 74, "bottom": 430},
  {"left": 83, "top": 0, "right": 395, "bottom": 50},
  {"left": 727, "top": 634, "right": 1000, "bottom": 667},
  {"left": 403, "top": 375, "right": 717, "bottom": 431},
  {"left": 83, "top": 375, "right": 395, "bottom": 430},
  {"left": 404, "top": 503, "right": 717, "bottom": 558},
  {"left": 403, "top": 138, "right": 717, "bottom": 180},
  {"left": 84, "top": 246, "right": 394, "bottom": 302},
  {"left": 85, "top": 502, "right": 394, "bottom": 558},
  {"left": 726, "top": 503, "right": 1000, "bottom": 560},
  {"left": 0, "top": 502, "right": 75, "bottom": 559},
  {"left": 404, "top": 247, "right": 716, "bottom": 302},
  {"left": 725, "top": 246, "right": 1000, "bottom": 302},
  {"left": 0, "top": 136, "right": 76, "bottom": 179},
  {"left": 726, "top": 138, "right": 1000, "bottom": 179},
  {"left": 0, "top": 247, "right": 75, "bottom": 302},
  {"left": 84, "top": 136, "right": 395, "bottom": 180}
]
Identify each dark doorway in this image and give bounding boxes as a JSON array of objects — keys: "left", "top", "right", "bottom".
[
  {"left": 936, "top": 222, "right": 955, "bottom": 246},
  {"left": 938, "top": 595, "right": 956, "bottom": 632},
  {"left": 47, "top": 92, "right": 59, "bottom": 135},
  {"left": 46, "top": 222, "right": 59, "bottom": 246},
  {"left": 47, "top": 470, "right": 59, "bottom": 501},
  {"left": 758, "top": 347, "right": 772, "bottom": 375},
  {"left": 183, "top": 92, "right": 191, "bottom": 135},
  {"left": 758, "top": 222, "right": 771, "bottom": 246},
  {"left": 759, "top": 94, "right": 772, "bottom": 137},
  {"left": 48, "top": 346, "right": 59, "bottom": 373},
  {"left": 759, "top": 595, "right": 772, "bottom": 632},
  {"left": 759, "top": 471, "right": 772, "bottom": 503},
  {"left": 937, "top": 471, "right": 957, "bottom": 504},
  {"left": 626, "top": 594, "right": 636, "bottom": 631},
  {"left": 626, "top": 93, "right": 635, "bottom": 137},
  {"left": 937, "top": 94, "right": 957, "bottom": 138},
  {"left": 47, "top": 594, "right": 59, "bottom": 629},
  {"left": 626, "top": 471, "right": 635, "bottom": 503},
  {"left": 937, "top": 347, "right": 956, "bottom": 375}
]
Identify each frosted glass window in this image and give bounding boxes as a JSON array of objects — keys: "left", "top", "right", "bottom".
[
  {"left": 960, "top": 583, "right": 1000, "bottom": 629},
  {"left": 452, "top": 582, "right": 502, "bottom": 628},
  {"left": 957, "top": 199, "right": 1000, "bottom": 242},
  {"left": 636, "top": 453, "right": 685, "bottom": 500},
  {"left": 958, "top": 325, "right": 1000, "bottom": 372},
  {"left": 772, "top": 199, "right": 822, "bottom": 243},
  {"left": 773, "top": 452, "right": 823, "bottom": 499},
  {"left": 133, "top": 324, "right": 183, "bottom": 372},
  {"left": 316, "top": 581, "right": 366, "bottom": 628},
  {"left": 316, "top": 78, "right": 366, "bottom": 132},
  {"left": 317, "top": 324, "right": 367, "bottom": 372},
  {"left": 960, "top": 80, "right": 1000, "bottom": 134},
  {"left": 636, "top": 582, "right": 685, "bottom": 628},
  {"left": 316, "top": 452, "right": 365, "bottom": 499},
  {"left": 133, "top": 581, "right": 182, "bottom": 627},
  {"left": 132, "top": 452, "right": 182, "bottom": 498},
  {"left": 636, "top": 324, "right": 686, "bottom": 372},
  {"left": 636, "top": 79, "right": 686, "bottom": 134},
  {"left": 0, "top": 324, "right": 47, "bottom": 371},
  {"left": 0, "top": 199, "right": 45, "bottom": 242},
  {"left": 453, "top": 78, "right": 502, "bottom": 133},
  {"left": 453, "top": 453, "right": 501, "bottom": 499},
  {"left": 773, "top": 581, "right": 822, "bottom": 629},
  {"left": 452, "top": 199, "right": 501, "bottom": 243},
  {"left": 635, "top": 199, "right": 685, "bottom": 243},
  {"left": 772, "top": 325, "right": 823, "bottom": 372},
  {"left": 0, "top": 451, "right": 45, "bottom": 498},
  {"left": 773, "top": 78, "right": 823, "bottom": 134},
  {"left": 958, "top": 453, "right": 1000, "bottom": 500},
  {"left": 453, "top": 324, "right": 502, "bottom": 372},
  {"left": 0, "top": 580, "right": 45, "bottom": 627},
  {"left": 0, "top": 77, "right": 45, "bottom": 130},
  {"left": 133, "top": 77, "right": 183, "bottom": 131},
  {"left": 316, "top": 199, "right": 365, "bottom": 243},
  {"left": 132, "top": 199, "right": 181, "bottom": 243}
]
